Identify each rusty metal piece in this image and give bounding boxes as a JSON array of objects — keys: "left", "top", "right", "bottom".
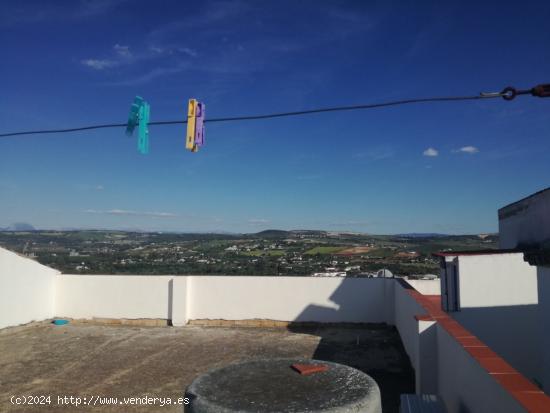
[
  {"left": 531, "top": 84, "right": 550, "bottom": 98},
  {"left": 291, "top": 363, "right": 329, "bottom": 376}
]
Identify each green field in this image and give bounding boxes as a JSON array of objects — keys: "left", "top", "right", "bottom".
[
  {"left": 243, "top": 249, "right": 285, "bottom": 257},
  {"left": 304, "top": 246, "right": 345, "bottom": 255}
]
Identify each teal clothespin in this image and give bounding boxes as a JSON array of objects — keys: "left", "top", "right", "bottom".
[
  {"left": 126, "top": 96, "right": 144, "bottom": 136},
  {"left": 125, "top": 96, "right": 150, "bottom": 154},
  {"left": 138, "top": 101, "right": 150, "bottom": 155}
]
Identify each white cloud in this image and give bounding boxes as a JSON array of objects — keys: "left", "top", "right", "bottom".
[
  {"left": 113, "top": 44, "right": 132, "bottom": 58},
  {"left": 423, "top": 147, "right": 439, "bottom": 157},
  {"left": 353, "top": 146, "right": 394, "bottom": 161},
  {"left": 248, "top": 218, "right": 270, "bottom": 224},
  {"left": 106, "top": 62, "right": 189, "bottom": 86},
  {"left": 81, "top": 59, "right": 117, "bottom": 70},
  {"left": 178, "top": 47, "right": 197, "bottom": 57},
  {"left": 455, "top": 146, "right": 479, "bottom": 154},
  {"left": 95, "top": 185, "right": 104, "bottom": 191},
  {"left": 327, "top": 220, "right": 369, "bottom": 227},
  {"left": 84, "top": 209, "right": 178, "bottom": 218},
  {"left": 149, "top": 46, "right": 164, "bottom": 54}
]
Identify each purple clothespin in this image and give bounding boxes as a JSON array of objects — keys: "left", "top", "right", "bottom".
[{"left": 194, "top": 102, "right": 205, "bottom": 147}]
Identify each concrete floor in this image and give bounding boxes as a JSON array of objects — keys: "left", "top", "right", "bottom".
[{"left": 0, "top": 322, "right": 413, "bottom": 413}]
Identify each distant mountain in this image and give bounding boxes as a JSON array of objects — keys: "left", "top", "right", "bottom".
[
  {"left": 251, "top": 229, "right": 292, "bottom": 238},
  {"left": 290, "top": 230, "right": 328, "bottom": 236},
  {"left": 1, "top": 222, "right": 36, "bottom": 231},
  {"left": 395, "top": 233, "right": 449, "bottom": 238}
]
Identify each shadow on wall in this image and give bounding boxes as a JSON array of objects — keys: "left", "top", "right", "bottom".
[
  {"left": 168, "top": 278, "right": 174, "bottom": 324},
  {"left": 287, "top": 278, "right": 414, "bottom": 413},
  {"left": 452, "top": 304, "right": 541, "bottom": 389}
]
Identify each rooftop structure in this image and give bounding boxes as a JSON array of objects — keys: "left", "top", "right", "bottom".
[
  {"left": 0, "top": 323, "right": 411, "bottom": 413},
  {"left": 2, "top": 188, "right": 550, "bottom": 412}
]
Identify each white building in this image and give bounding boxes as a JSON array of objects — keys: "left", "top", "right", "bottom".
[
  {"left": 2, "top": 189, "right": 550, "bottom": 412},
  {"left": 435, "top": 186, "right": 550, "bottom": 395}
]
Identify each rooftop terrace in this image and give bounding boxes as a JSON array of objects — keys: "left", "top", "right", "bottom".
[
  {"left": 0, "top": 322, "right": 412, "bottom": 413},
  {"left": 2, "top": 246, "right": 550, "bottom": 412}
]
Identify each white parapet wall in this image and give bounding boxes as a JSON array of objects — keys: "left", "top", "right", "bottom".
[
  {"left": 436, "top": 324, "right": 526, "bottom": 413},
  {"left": 0, "top": 247, "right": 59, "bottom": 329},
  {"left": 404, "top": 279, "right": 441, "bottom": 295},
  {"left": 2, "top": 252, "right": 546, "bottom": 411},
  {"left": 393, "top": 280, "right": 427, "bottom": 388},
  {"left": 54, "top": 275, "right": 393, "bottom": 325},
  {"left": 455, "top": 253, "right": 538, "bottom": 308},
  {"left": 187, "top": 276, "right": 391, "bottom": 323},
  {"left": 450, "top": 253, "right": 540, "bottom": 384},
  {"left": 498, "top": 187, "right": 550, "bottom": 249},
  {"left": 55, "top": 274, "right": 175, "bottom": 320},
  {"left": 538, "top": 266, "right": 550, "bottom": 393}
]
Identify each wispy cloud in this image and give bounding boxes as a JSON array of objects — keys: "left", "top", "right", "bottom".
[
  {"left": 82, "top": 41, "right": 195, "bottom": 86},
  {"left": 353, "top": 146, "right": 394, "bottom": 161},
  {"left": 95, "top": 185, "right": 104, "bottom": 191},
  {"left": 178, "top": 47, "right": 198, "bottom": 57},
  {"left": 81, "top": 59, "right": 118, "bottom": 70},
  {"left": 0, "top": 0, "right": 127, "bottom": 27},
  {"left": 326, "top": 220, "right": 369, "bottom": 227},
  {"left": 142, "top": 1, "right": 375, "bottom": 79},
  {"left": 106, "top": 62, "right": 189, "bottom": 86},
  {"left": 423, "top": 147, "right": 439, "bottom": 157},
  {"left": 454, "top": 146, "right": 479, "bottom": 154},
  {"left": 248, "top": 218, "right": 270, "bottom": 225},
  {"left": 113, "top": 44, "right": 132, "bottom": 58},
  {"left": 81, "top": 44, "right": 134, "bottom": 70},
  {"left": 84, "top": 209, "right": 178, "bottom": 218}
]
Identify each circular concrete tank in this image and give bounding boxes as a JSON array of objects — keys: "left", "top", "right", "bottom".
[{"left": 184, "top": 358, "right": 382, "bottom": 413}]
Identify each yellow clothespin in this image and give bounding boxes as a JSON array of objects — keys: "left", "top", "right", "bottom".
[{"left": 186, "top": 99, "right": 198, "bottom": 152}]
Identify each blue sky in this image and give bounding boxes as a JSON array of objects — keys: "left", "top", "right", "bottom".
[{"left": 1, "top": 0, "right": 549, "bottom": 234}]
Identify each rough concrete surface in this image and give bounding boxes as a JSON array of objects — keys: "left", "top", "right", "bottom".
[
  {"left": 185, "top": 358, "right": 381, "bottom": 413},
  {"left": 0, "top": 323, "right": 413, "bottom": 413}
]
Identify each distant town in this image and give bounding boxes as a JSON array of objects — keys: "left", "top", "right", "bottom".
[{"left": 0, "top": 229, "right": 498, "bottom": 278}]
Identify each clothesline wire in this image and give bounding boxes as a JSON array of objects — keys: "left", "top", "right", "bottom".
[{"left": 0, "top": 90, "right": 521, "bottom": 138}]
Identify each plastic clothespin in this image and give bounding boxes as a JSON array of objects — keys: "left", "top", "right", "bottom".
[
  {"left": 125, "top": 96, "right": 150, "bottom": 154},
  {"left": 137, "top": 102, "right": 150, "bottom": 155},
  {"left": 186, "top": 98, "right": 205, "bottom": 152},
  {"left": 194, "top": 102, "right": 205, "bottom": 148},
  {"left": 186, "top": 99, "right": 197, "bottom": 152},
  {"left": 126, "top": 96, "right": 144, "bottom": 136}
]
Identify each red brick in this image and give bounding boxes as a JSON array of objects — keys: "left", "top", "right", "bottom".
[
  {"left": 511, "top": 391, "right": 550, "bottom": 413},
  {"left": 477, "top": 357, "right": 516, "bottom": 374},
  {"left": 492, "top": 373, "right": 540, "bottom": 392},
  {"left": 291, "top": 363, "right": 329, "bottom": 376}
]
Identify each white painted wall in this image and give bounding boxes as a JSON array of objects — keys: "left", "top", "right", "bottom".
[
  {"left": 55, "top": 274, "right": 174, "bottom": 320},
  {"left": 393, "top": 282, "right": 425, "bottom": 373},
  {"left": 0, "top": 247, "right": 59, "bottom": 329},
  {"left": 405, "top": 279, "right": 441, "bottom": 295},
  {"left": 416, "top": 319, "right": 437, "bottom": 394},
  {"left": 54, "top": 275, "right": 392, "bottom": 324},
  {"left": 499, "top": 188, "right": 550, "bottom": 249},
  {"left": 456, "top": 254, "right": 538, "bottom": 308},
  {"left": 188, "top": 276, "right": 391, "bottom": 323},
  {"left": 538, "top": 266, "right": 550, "bottom": 392},
  {"left": 1, "top": 260, "right": 541, "bottom": 412},
  {"left": 450, "top": 253, "right": 540, "bottom": 385},
  {"left": 436, "top": 325, "right": 525, "bottom": 413},
  {"left": 171, "top": 277, "right": 189, "bottom": 326}
]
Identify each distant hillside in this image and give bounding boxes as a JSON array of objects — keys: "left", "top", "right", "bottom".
[
  {"left": 0, "top": 222, "right": 36, "bottom": 231},
  {"left": 395, "top": 233, "right": 449, "bottom": 238},
  {"left": 251, "top": 229, "right": 292, "bottom": 238},
  {"left": 250, "top": 229, "right": 330, "bottom": 238}
]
